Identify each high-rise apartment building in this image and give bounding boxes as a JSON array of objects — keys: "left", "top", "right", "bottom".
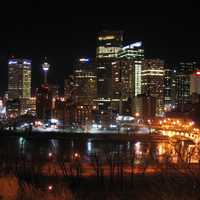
[
  {"left": 8, "top": 59, "right": 31, "bottom": 100},
  {"left": 142, "top": 59, "right": 165, "bottom": 115}
]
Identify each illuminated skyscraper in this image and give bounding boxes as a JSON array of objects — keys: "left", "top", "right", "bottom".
[
  {"left": 96, "top": 31, "right": 124, "bottom": 118},
  {"left": 8, "top": 59, "right": 31, "bottom": 100},
  {"left": 70, "top": 58, "right": 97, "bottom": 124},
  {"left": 176, "top": 62, "right": 198, "bottom": 107},
  {"left": 111, "top": 60, "right": 133, "bottom": 114},
  {"left": 73, "top": 58, "right": 97, "bottom": 105},
  {"left": 164, "top": 67, "right": 176, "bottom": 110},
  {"left": 142, "top": 59, "right": 165, "bottom": 115},
  {"left": 96, "top": 30, "right": 123, "bottom": 58},
  {"left": 118, "top": 42, "right": 144, "bottom": 96}
]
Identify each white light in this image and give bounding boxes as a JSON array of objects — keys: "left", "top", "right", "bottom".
[
  {"left": 87, "top": 141, "right": 92, "bottom": 153},
  {"left": 8, "top": 60, "right": 18, "bottom": 65},
  {"left": 42, "top": 62, "right": 50, "bottom": 71},
  {"left": 79, "top": 58, "right": 90, "bottom": 62},
  {"left": 48, "top": 152, "right": 52, "bottom": 157},
  {"left": 48, "top": 185, "right": 53, "bottom": 191},
  {"left": 123, "top": 42, "right": 142, "bottom": 50},
  {"left": 43, "top": 67, "right": 49, "bottom": 71},
  {"left": 50, "top": 119, "right": 58, "bottom": 124},
  {"left": 130, "top": 42, "right": 142, "bottom": 48},
  {"left": 110, "top": 124, "right": 117, "bottom": 128},
  {"left": 116, "top": 115, "right": 123, "bottom": 121},
  {"left": 116, "top": 115, "right": 134, "bottom": 121},
  {"left": 23, "top": 61, "right": 31, "bottom": 65}
]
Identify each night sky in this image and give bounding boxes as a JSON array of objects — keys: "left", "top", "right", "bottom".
[{"left": 0, "top": 12, "right": 200, "bottom": 95}]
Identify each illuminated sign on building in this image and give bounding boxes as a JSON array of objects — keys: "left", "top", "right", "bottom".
[
  {"left": 79, "top": 58, "right": 90, "bottom": 62},
  {"left": 8, "top": 60, "right": 18, "bottom": 65},
  {"left": 123, "top": 41, "right": 142, "bottom": 50},
  {"left": 23, "top": 60, "right": 31, "bottom": 65},
  {"left": 98, "top": 36, "right": 115, "bottom": 40}
]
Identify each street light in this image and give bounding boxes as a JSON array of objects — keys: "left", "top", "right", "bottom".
[{"left": 135, "top": 112, "right": 140, "bottom": 117}]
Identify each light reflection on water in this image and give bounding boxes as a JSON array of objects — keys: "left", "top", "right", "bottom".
[{"left": 0, "top": 138, "right": 196, "bottom": 165}]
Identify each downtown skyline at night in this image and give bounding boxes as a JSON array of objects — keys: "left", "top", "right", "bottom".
[
  {"left": 1, "top": 12, "right": 200, "bottom": 199},
  {"left": 1, "top": 14, "right": 200, "bottom": 94}
]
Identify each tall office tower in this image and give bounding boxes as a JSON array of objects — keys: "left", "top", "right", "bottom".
[
  {"left": 176, "top": 62, "right": 199, "bottom": 107},
  {"left": 142, "top": 59, "right": 165, "bottom": 115},
  {"left": 72, "top": 58, "right": 97, "bottom": 124},
  {"left": 164, "top": 67, "right": 176, "bottom": 110},
  {"left": 96, "top": 30, "right": 123, "bottom": 58},
  {"left": 8, "top": 59, "right": 31, "bottom": 100},
  {"left": 73, "top": 58, "right": 97, "bottom": 105},
  {"left": 96, "top": 31, "right": 123, "bottom": 117},
  {"left": 118, "top": 42, "right": 144, "bottom": 96},
  {"left": 111, "top": 60, "right": 133, "bottom": 114}
]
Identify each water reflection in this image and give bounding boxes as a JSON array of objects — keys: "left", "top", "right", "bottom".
[
  {"left": 0, "top": 137, "right": 197, "bottom": 167},
  {"left": 18, "top": 137, "right": 26, "bottom": 154}
]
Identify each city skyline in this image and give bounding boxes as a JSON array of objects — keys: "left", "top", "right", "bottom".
[{"left": 1, "top": 15, "right": 200, "bottom": 94}]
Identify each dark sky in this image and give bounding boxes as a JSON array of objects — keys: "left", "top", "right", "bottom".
[{"left": 1, "top": 12, "right": 200, "bottom": 95}]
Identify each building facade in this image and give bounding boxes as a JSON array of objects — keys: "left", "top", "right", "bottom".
[
  {"left": 164, "top": 68, "right": 176, "bottom": 111},
  {"left": 142, "top": 59, "right": 165, "bottom": 115},
  {"left": 36, "top": 84, "right": 52, "bottom": 120},
  {"left": 176, "top": 62, "right": 199, "bottom": 107},
  {"left": 8, "top": 59, "right": 31, "bottom": 100},
  {"left": 118, "top": 42, "right": 144, "bottom": 97}
]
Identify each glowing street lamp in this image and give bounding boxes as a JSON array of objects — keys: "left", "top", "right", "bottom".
[{"left": 135, "top": 112, "right": 140, "bottom": 117}]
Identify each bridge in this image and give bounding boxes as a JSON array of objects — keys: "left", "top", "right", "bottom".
[{"left": 149, "top": 118, "right": 200, "bottom": 143}]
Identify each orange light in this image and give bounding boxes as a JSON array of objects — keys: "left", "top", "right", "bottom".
[{"left": 135, "top": 112, "right": 140, "bottom": 117}]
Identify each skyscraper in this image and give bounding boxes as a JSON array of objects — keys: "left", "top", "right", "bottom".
[
  {"left": 96, "top": 31, "right": 124, "bottom": 117},
  {"left": 111, "top": 60, "right": 133, "bottom": 114},
  {"left": 8, "top": 59, "right": 31, "bottom": 100},
  {"left": 73, "top": 58, "right": 97, "bottom": 106},
  {"left": 142, "top": 59, "right": 165, "bottom": 115},
  {"left": 164, "top": 67, "right": 176, "bottom": 110},
  {"left": 118, "top": 42, "right": 144, "bottom": 96},
  {"left": 176, "top": 62, "right": 199, "bottom": 107},
  {"left": 69, "top": 58, "right": 97, "bottom": 124}
]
